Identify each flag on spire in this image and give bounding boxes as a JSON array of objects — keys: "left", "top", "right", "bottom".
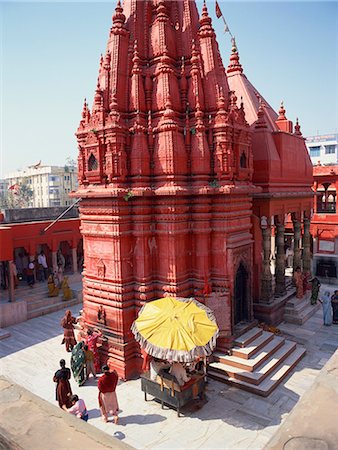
[
  {"left": 215, "top": 1, "right": 222, "bottom": 18},
  {"left": 215, "top": 1, "right": 233, "bottom": 37}
]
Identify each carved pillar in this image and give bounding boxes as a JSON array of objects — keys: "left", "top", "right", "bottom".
[
  {"left": 8, "top": 260, "right": 15, "bottom": 303},
  {"left": 72, "top": 247, "right": 78, "bottom": 273},
  {"left": 302, "top": 217, "right": 311, "bottom": 273},
  {"left": 275, "top": 221, "right": 286, "bottom": 296},
  {"left": 52, "top": 252, "right": 57, "bottom": 272},
  {"left": 314, "top": 181, "right": 318, "bottom": 213},
  {"left": 260, "top": 225, "right": 273, "bottom": 303},
  {"left": 292, "top": 218, "right": 302, "bottom": 272}
]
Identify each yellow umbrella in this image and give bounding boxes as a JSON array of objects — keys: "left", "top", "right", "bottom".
[{"left": 131, "top": 297, "right": 219, "bottom": 362}]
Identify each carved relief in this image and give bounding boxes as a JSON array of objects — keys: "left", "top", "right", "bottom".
[
  {"left": 97, "top": 259, "right": 106, "bottom": 279},
  {"left": 97, "top": 305, "right": 107, "bottom": 326}
]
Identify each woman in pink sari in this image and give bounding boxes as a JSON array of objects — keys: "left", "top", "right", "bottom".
[
  {"left": 293, "top": 266, "right": 304, "bottom": 299},
  {"left": 85, "top": 328, "right": 102, "bottom": 373}
]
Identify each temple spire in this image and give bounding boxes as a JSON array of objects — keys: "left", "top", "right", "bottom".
[{"left": 255, "top": 98, "right": 268, "bottom": 129}]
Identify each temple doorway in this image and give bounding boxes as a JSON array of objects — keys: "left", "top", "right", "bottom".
[{"left": 234, "top": 263, "right": 249, "bottom": 325}]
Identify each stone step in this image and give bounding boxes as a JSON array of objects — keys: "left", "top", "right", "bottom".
[
  {"left": 27, "top": 295, "right": 66, "bottom": 311},
  {"left": 208, "top": 346, "right": 306, "bottom": 397},
  {"left": 26, "top": 290, "right": 82, "bottom": 312},
  {"left": 213, "top": 336, "right": 285, "bottom": 371},
  {"left": 285, "top": 292, "right": 311, "bottom": 308},
  {"left": 0, "top": 328, "right": 11, "bottom": 340},
  {"left": 231, "top": 331, "right": 274, "bottom": 360},
  {"left": 232, "top": 327, "right": 263, "bottom": 348},
  {"left": 27, "top": 298, "right": 82, "bottom": 319},
  {"left": 284, "top": 299, "right": 313, "bottom": 316},
  {"left": 209, "top": 340, "right": 296, "bottom": 385},
  {"left": 284, "top": 303, "right": 321, "bottom": 325}
]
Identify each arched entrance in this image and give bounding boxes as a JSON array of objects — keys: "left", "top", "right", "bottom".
[{"left": 234, "top": 263, "right": 249, "bottom": 325}]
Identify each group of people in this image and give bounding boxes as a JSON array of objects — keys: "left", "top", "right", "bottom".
[
  {"left": 54, "top": 310, "right": 120, "bottom": 424},
  {"left": 148, "top": 356, "right": 203, "bottom": 387},
  {"left": 293, "top": 267, "right": 313, "bottom": 299},
  {"left": 293, "top": 268, "right": 338, "bottom": 326},
  {"left": 319, "top": 290, "right": 338, "bottom": 326},
  {"left": 5, "top": 249, "right": 67, "bottom": 289}
]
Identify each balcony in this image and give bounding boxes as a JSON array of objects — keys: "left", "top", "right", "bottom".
[{"left": 317, "top": 202, "right": 336, "bottom": 214}]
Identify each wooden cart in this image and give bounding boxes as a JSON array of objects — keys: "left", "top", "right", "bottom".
[{"left": 141, "top": 372, "right": 205, "bottom": 417}]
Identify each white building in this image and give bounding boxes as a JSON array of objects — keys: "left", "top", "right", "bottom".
[
  {"left": 4, "top": 165, "right": 78, "bottom": 208},
  {"left": 306, "top": 133, "right": 338, "bottom": 166}
]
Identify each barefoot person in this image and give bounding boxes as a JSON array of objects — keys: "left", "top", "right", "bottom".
[
  {"left": 85, "top": 328, "right": 102, "bottom": 373},
  {"left": 84, "top": 345, "right": 96, "bottom": 379},
  {"left": 319, "top": 291, "right": 333, "bottom": 326},
  {"left": 98, "top": 365, "right": 119, "bottom": 423},
  {"left": 61, "top": 310, "right": 78, "bottom": 352},
  {"left": 71, "top": 341, "right": 86, "bottom": 386},
  {"left": 53, "top": 359, "right": 72, "bottom": 409}
]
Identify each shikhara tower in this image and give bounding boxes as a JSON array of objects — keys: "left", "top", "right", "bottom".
[{"left": 74, "top": 0, "right": 312, "bottom": 378}]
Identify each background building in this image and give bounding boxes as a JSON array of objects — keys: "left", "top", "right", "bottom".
[
  {"left": 4, "top": 164, "right": 78, "bottom": 208},
  {"left": 311, "top": 164, "right": 338, "bottom": 284},
  {"left": 306, "top": 133, "right": 338, "bottom": 166}
]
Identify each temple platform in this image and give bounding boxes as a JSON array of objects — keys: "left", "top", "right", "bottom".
[
  {"left": 0, "top": 272, "right": 83, "bottom": 327},
  {"left": 1, "top": 300, "right": 337, "bottom": 449},
  {"left": 283, "top": 291, "right": 321, "bottom": 325}
]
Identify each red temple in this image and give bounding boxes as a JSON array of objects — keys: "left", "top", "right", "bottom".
[{"left": 74, "top": 0, "right": 313, "bottom": 379}]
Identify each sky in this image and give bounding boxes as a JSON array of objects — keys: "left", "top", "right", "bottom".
[{"left": 1, "top": 1, "right": 337, "bottom": 177}]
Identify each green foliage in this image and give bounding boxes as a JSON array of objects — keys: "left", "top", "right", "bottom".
[
  {"left": 209, "top": 179, "right": 220, "bottom": 188},
  {"left": 124, "top": 190, "right": 134, "bottom": 202}
]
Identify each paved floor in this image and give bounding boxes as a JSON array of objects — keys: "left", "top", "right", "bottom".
[{"left": 0, "top": 287, "right": 337, "bottom": 450}]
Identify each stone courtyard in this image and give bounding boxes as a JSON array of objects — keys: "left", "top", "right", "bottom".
[{"left": 1, "top": 286, "right": 337, "bottom": 449}]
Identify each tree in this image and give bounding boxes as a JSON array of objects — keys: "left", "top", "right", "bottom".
[
  {"left": 6, "top": 182, "right": 33, "bottom": 208},
  {"left": 64, "top": 157, "right": 77, "bottom": 172}
]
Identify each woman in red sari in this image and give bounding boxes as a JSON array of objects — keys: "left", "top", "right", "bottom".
[
  {"left": 53, "top": 359, "right": 72, "bottom": 408},
  {"left": 85, "top": 328, "right": 102, "bottom": 373},
  {"left": 61, "top": 310, "right": 78, "bottom": 352}
]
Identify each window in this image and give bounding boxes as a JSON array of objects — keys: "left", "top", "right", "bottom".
[
  {"left": 240, "top": 152, "right": 247, "bottom": 168},
  {"left": 310, "top": 146, "right": 320, "bottom": 157},
  {"left": 49, "top": 175, "right": 60, "bottom": 182},
  {"left": 88, "top": 154, "right": 98, "bottom": 171},
  {"left": 325, "top": 145, "right": 336, "bottom": 154}
]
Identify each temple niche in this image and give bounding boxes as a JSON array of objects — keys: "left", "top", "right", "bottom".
[{"left": 73, "top": 0, "right": 313, "bottom": 379}]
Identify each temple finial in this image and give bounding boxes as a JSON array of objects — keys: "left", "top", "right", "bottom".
[
  {"left": 227, "top": 37, "right": 243, "bottom": 74},
  {"left": 112, "top": 0, "right": 125, "bottom": 25},
  {"left": 294, "top": 117, "right": 302, "bottom": 136},
  {"left": 278, "top": 100, "right": 286, "bottom": 120},
  {"left": 200, "top": 0, "right": 212, "bottom": 27}
]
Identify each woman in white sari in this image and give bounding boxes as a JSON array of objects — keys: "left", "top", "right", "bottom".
[{"left": 320, "top": 291, "right": 332, "bottom": 326}]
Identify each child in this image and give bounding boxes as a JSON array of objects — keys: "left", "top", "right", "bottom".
[
  {"left": 84, "top": 344, "right": 96, "bottom": 379},
  {"left": 63, "top": 394, "right": 88, "bottom": 421}
]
